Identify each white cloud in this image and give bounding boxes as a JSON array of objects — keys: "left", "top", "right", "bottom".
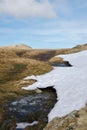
[{"left": 0, "top": 0, "right": 56, "bottom": 18}]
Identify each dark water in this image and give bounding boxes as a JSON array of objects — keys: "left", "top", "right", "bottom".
[
  {"left": 49, "top": 61, "right": 72, "bottom": 67},
  {"left": 2, "top": 87, "right": 57, "bottom": 130}
]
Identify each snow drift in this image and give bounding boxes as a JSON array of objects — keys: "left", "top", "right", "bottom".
[{"left": 23, "top": 50, "right": 87, "bottom": 121}]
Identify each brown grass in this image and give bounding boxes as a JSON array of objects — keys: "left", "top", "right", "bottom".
[
  {"left": 0, "top": 43, "right": 87, "bottom": 126},
  {"left": 0, "top": 43, "right": 87, "bottom": 104},
  {"left": 49, "top": 44, "right": 87, "bottom": 64},
  {"left": 0, "top": 47, "right": 53, "bottom": 105},
  {"left": 49, "top": 57, "right": 63, "bottom": 63}
]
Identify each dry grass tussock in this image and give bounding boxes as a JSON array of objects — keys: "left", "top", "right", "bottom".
[{"left": 49, "top": 57, "right": 63, "bottom": 63}]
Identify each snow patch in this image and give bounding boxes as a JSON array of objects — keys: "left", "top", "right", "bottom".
[
  {"left": 23, "top": 50, "right": 87, "bottom": 122},
  {"left": 24, "top": 75, "right": 37, "bottom": 80},
  {"left": 16, "top": 121, "right": 38, "bottom": 129}
]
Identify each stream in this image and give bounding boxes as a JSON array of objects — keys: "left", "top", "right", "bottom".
[{"left": 2, "top": 87, "right": 57, "bottom": 130}]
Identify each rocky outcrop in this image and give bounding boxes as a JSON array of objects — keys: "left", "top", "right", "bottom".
[{"left": 43, "top": 106, "right": 87, "bottom": 130}]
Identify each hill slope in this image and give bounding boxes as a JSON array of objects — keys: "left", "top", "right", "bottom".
[
  {"left": 0, "top": 43, "right": 87, "bottom": 128},
  {"left": 0, "top": 44, "right": 32, "bottom": 49}
]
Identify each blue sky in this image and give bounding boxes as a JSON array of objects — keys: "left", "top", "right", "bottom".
[{"left": 0, "top": 0, "right": 87, "bottom": 49}]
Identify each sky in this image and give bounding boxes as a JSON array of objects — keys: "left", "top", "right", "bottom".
[{"left": 0, "top": 0, "right": 87, "bottom": 49}]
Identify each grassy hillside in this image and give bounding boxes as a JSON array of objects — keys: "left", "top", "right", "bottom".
[
  {"left": 0, "top": 48, "right": 53, "bottom": 103},
  {"left": 49, "top": 44, "right": 87, "bottom": 64},
  {"left": 0, "top": 43, "right": 87, "bottom": 126},
  {"left": 0, "top": 43, "right": 87, "bottom": 102}
]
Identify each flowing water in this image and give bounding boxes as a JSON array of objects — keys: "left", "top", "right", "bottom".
[{"left": 2, "top": 87, "right": 57, "bottom": 130}]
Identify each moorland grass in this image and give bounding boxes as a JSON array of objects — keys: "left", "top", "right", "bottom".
[{"left": 0, "top": 43, "right": 87, "bottom": 127}]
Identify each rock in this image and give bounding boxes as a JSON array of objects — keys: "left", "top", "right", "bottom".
[
  {"left": 43, "top": 106, "right": 87, "bottom": 130},
  {"left": 35, "top": 88, "right": 42, "bottom": 94}
]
